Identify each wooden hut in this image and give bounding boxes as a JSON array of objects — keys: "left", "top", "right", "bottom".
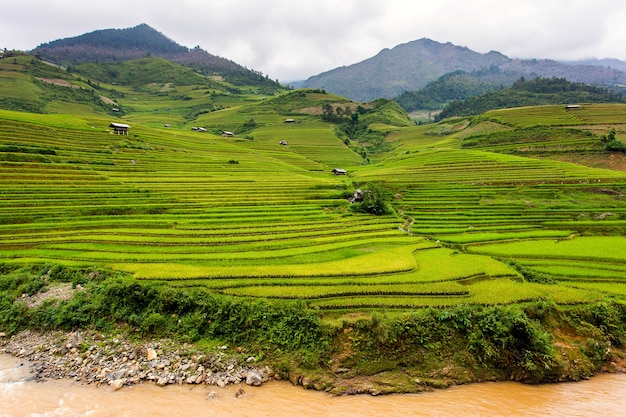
[{"left": 109, "top": 122, "right": 130, "bottom": 135}]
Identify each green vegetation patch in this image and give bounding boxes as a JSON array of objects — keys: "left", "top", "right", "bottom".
[{"left": 466, "top": 236, "right": 626, "bottom": 263}]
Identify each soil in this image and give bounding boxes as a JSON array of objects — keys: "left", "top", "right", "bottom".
[
  {"left": 545, "top": 152, "right": 626, "bottom": 172},
  {"left": 20, "top": 283, "right": 81, "bottom": 308},
  {"left": 37, "top": 78, "right": 78, "bottom": 88}
]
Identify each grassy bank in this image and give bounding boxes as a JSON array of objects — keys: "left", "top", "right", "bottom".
[{"left": 1, "top": 264, "right": 625, "bottom": 394}]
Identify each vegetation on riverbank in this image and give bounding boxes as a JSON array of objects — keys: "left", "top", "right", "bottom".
[{"left": 1, "top": 264, "right": 626, "bottom": 394}]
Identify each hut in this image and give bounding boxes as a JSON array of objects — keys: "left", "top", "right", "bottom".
[
  {"left": 349, "top": 189, "right": 363, "bottom": 203},
  {"left": 284, "top": 118, "right": 296, "bottom": 124},
  {"left": 279, "top": 140, "right": 288, "bottom": 146},
  {"left": 222, "top": 131, "right": 234, "bottom": 137},
  {"left": 332, "top": 168, "right": 347, "bottom": 175},
  {"left": 109, "top": 122, "right": 130, "bottom": 135}
]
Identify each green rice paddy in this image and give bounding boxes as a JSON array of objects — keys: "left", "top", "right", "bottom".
[{"left": 2, "top": 99, "right": 626, "bottom": 312}]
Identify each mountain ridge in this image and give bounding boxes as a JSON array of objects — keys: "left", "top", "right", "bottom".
[
  {"left": 302, "top": 38, "right": 626, "bottom": 102},
  {"left": 28, "top": 26, "right": 626, "bottom": 104},
  {"left": 31, "top": 24, "right": 280, "bottom": 89}
]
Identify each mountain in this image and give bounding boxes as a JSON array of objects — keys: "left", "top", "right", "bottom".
[
  {"left": 302, "top": 39, "right": 509, "bottom": 102},
  {"left": 563, "top": 58, "right": 626, "bottom": 72},
  {"left": 31, "top": 24, "right": 280, "bottom": 90},
  {"left": 301, "top": 38, "right": 626, "bottom": 102}
]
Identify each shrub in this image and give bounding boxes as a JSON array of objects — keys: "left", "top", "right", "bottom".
[{"left": 606, "top": 139, "right": 626, "bottom": 153}]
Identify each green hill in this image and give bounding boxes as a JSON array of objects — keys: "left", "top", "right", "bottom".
[
  {"left": 0, "top": 53, "right": 120, "bottom": 115},
  {"left": 71, "top": 57, "right": 208, "bottom": 86},
  {"left": 0, "top": 52, "right": 286, "bottom": 121}
]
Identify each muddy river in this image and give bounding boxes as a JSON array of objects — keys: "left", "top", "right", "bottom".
[{"left": 2, "top": 354, "right": 626, "bottom": 416}]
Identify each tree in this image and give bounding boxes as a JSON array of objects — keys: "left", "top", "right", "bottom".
[
  {"left": 355, "top": 182, "right": 393, "bottom": 215},
  {"left": 601, "top": 128, "right": 616, "bottom": 143},
  {"left": 601, "top": 128, "right": 626, "bottom": 152}
]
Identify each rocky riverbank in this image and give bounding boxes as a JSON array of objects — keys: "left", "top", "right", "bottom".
[{"left": 0, "top": 330, "right": 272, "bottom": 391}]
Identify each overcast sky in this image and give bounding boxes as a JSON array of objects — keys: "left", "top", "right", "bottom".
[{"left": 3, "top": 0, "right": 626, "bottom": 82}]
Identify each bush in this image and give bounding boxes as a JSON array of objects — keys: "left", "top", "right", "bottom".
[{"left": 606, "top": 139, "right": 626, "bottom": 153}]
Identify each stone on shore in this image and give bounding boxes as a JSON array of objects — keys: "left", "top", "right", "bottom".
[
  {"left": 246, "top": 370, "right": 263, "bottom": 386},
  {"left": 110, "top": 379, "right": 126, "bottom": 391},
  {"left": 146, "top": 348, "right": 158, "bottom": 361}
]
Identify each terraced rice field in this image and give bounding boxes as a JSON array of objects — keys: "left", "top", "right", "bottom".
[{"left": 1, "top": 103, "right": 626, "bottom": 312}]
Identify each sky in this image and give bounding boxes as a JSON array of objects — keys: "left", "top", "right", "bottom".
[{"left": 2, "top": 0, "right": 626, "bottom": 82}]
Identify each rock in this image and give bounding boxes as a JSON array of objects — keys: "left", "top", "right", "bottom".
[
  {"left": 235, "top": 387, "right": 245, "bottom": 398},
  {"left": 110, "top": 379, "right": 126, "bottom": 391},
  {"left": 301, "top": 377, "right": 313, "bottom": 388},
  {"left": 0, "top": 329, "right": 272, "bottom": 392},
  {"left": 245, "top": 370, "right": 263, "bottom": 386},
  {"left": 146, "top": 348, "right": 158, "bottom": 361},
  {"left": 207, "top": 391, "right": 218, "bottom": 399}
]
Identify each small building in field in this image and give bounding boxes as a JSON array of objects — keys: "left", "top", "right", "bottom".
[
  {"left": 332, "top": 168, "right": 347, "bottom": 175},
  {"left": 109, "top": 122, "right": 130, "bottom": 135},
  {"left": 279, "top": 140, "right": 288, "bottom": 146},
  {"left": 222, "top": 131, "right": 234, "bottom": 137},
  {"left": 284, "top": 118, "right": 296, "bottom": 124},
  {"left": 565, "top": 105, "right": 581, "bottom": 110},
  {"left": 349, "top": 189, "right": 363, "bottom": 203}
]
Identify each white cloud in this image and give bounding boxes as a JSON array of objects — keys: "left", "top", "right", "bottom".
[{"left": 2, "top": 0, "right": 626, "bottom": 81}]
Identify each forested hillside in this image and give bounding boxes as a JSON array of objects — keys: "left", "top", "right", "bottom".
[
  {"left": 32, "top": 24, "right": 281, "bottom": 90},
  {"left": 437, "top": 77, "right": 625, "bottom": 120},
  {"left": 394, "top": 69, "right": 509, "bottom": 112}
]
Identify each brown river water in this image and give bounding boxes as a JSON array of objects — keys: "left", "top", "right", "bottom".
[{"left": 3, "top": 354, "right": 626, "bottom": 417}]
